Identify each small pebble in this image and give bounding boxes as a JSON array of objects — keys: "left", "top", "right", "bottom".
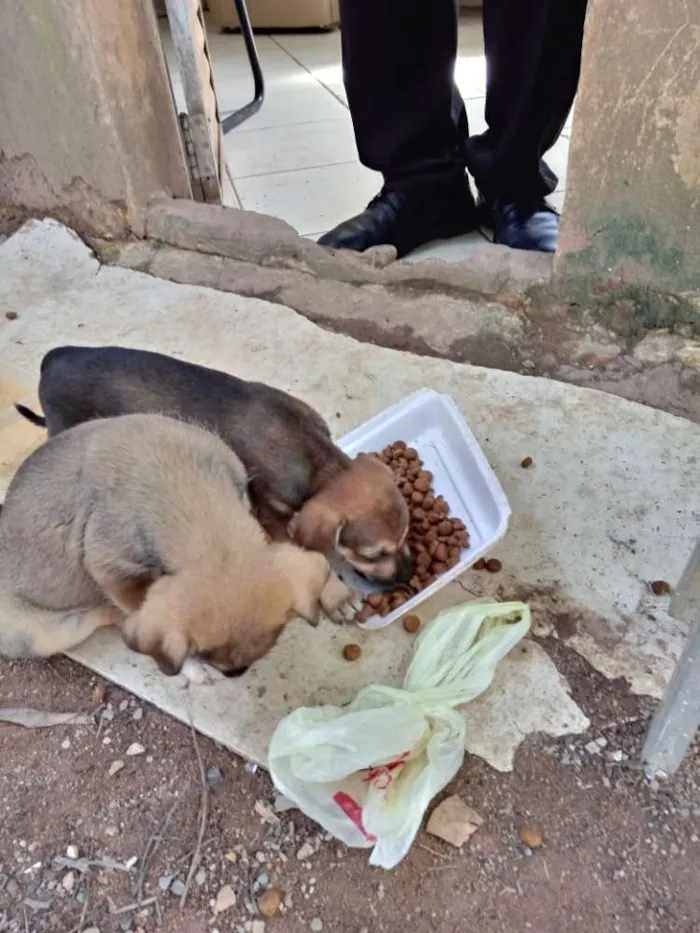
[
  {"left": 5, "top": 878, "right": 20, "bottom": 898},
  {"left": 518, "top": 826, "right": 544, "bottom": 849},
  {"left": 258, "top": 890, "right": 282, "bottom": 918},
  {"left": 158, "top": 876, "right": 173, "bottom": 892},
  {"left": 62, "top": 871, "right": 75, "bottom": 892},
  {"left": 169, "top": 879, "right": 186, "bottom": 897},
  {"left": 296, "top": 841, "right": 315, "bottom": 861},
  {"left": 251, "top": 921, "right": 266, "bottom": 933},
  {"left": 195, "top": 869, "right": 207, "bottom": 886},
  {"left": 126, "top": 742, "right": 145, "bottom": 756},
  {"left": 108, "top": 760, "right": 125, "bottom": 777},
  {"left": 66, "top": 844, "right": 80, "bottom": 860},
  {"left": 310, "top": 920, "right": 323, "bottom": 933},
  {"left": 92, "top": 683, "right": 107, "bottom": 703},
  {"left": 584, "top": 737, "right": 607, "bottom": 755},
  {"left": 132, "top": 707, "right": 144, "bottom": 721},
  {"left": 214, "top": 884, "right": 237, "bottom": 914},
  {"left": 254, "top": 871, "right": 269, "bottom": 890},
  {"left": 207, "top": 766, "right": 224, "bottom": 788}
]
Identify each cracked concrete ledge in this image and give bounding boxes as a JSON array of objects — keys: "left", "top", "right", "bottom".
[
  {"left": 141, "top": 201, "right": 700, "bottom": 333},
  {"left": 143, "top": 199, "right": 555, "bottom": 298},
  {"left": 98, "top": 222, "right": 700, "bottom": 424}
]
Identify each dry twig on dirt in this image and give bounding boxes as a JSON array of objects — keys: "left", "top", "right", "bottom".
[{"left": 180, "top": 700, "right": 209, "bottom": 909}]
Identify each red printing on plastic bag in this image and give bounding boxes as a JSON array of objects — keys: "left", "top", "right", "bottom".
[
  {"left": 332, "top": 791, "right": 377, "bottom": 843},
  {"left": 332, "top": 751, "right": 411, "bottom": 843},
  {"left": 363, "top": 751, "right": 410, "bottom": 790}
]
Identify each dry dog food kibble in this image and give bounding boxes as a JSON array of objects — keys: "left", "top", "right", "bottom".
[
  {"left": 403, "top": 614, "right": 421, "bottom": 633},
  {"left": 650, "top": 580, "right": 671, "bottom": 596},
  {"left": 359, "top": 441, "right": 471, "bottom": 619},
  {"left": 343, "top": 643, "right": 362, "bottom": 661}
]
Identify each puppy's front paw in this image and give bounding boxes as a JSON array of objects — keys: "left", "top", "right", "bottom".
[
  {"left": 180, "top": 657, "right": 224, "bottom": 686},
  {"left": 320, "top": 574, "right": 362, "bottom": 624}
]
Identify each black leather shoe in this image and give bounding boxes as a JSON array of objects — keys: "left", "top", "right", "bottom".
[
  {"left": 318, "top": 181, "right": 477, "bottom": 259},
  {"left": 479, "top": 197, "right": 560, "bottom": 253}
]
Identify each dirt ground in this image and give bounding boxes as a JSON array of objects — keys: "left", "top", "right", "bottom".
[{"left": 1, "top": 636, "right": 698, "bottom": 933}]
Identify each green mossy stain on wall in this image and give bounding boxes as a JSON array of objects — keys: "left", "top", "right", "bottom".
[
  {"left": 560, "top": 209, "right": 700, "bottom": 292},
  {"left": 533, "top": 278, "right": 700, "bottom": 340}
]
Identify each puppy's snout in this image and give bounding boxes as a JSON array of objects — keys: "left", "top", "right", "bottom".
[{"left": 394, "top": 550, "right": 414, "bottom": 584}]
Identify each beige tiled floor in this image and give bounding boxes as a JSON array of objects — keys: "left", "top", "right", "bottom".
[{"left": 161, "top": 12, "right": 572, "bottom": 260}]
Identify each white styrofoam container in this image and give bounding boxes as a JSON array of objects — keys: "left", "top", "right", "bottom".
[{"left": 337, "top": 389, "right": 511, "bottom": 630}]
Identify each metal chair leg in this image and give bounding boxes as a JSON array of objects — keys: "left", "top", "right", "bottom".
[
  {"left": 221, "top": 0, "right": 265, "bottom": 133},
  {"left": 642, "top": 617, "right": 700, "bottom": 776},
  {"left": 642, "top": 539, "right": 700, "bottom": 776}
]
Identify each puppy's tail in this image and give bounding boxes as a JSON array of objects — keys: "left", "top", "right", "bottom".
[{"left": 14, "top": 403, "right": 47, "bottom": 428}]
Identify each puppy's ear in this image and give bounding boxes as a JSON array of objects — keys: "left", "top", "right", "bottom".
[
  {"left": 122, "top": 608, "right": 190, "bottom": 676},
  {"left": 288, "top": 500, "right": 344, "bottom": 555}
]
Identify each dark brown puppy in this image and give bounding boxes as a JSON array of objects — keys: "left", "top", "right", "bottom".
[{"left": 16, "top": 345, "right": 412, "bottom": 584}]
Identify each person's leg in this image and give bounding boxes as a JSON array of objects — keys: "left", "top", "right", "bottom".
[
  {"left": 341, "top": 0, "right": 464, "bottom": 188},
  {"left": 467, "top": 0, "right": 589, "bottom": 251},
  {"left": 319, "top": 0, "right": 475, "bottom": 258}
]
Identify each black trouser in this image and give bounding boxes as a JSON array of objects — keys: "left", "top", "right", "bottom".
[{"left": 339, "top": 0, "right": 589, "bottom": 201}]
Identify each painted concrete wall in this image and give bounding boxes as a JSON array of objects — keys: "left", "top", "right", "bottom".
[
  {"left": 557, "top": 0, "right": 700, "bottom": 292},
  {"left": 0, "top": 0, "right": 192, "bottom": 236}
]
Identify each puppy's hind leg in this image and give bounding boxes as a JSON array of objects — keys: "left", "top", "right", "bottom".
[{"left": 0, "top": 591, "right": 122, "bottom": 659}]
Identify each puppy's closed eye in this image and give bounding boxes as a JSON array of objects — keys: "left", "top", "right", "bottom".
[{"left": 357, "top": 546, "right": 390, "bottom": 562}]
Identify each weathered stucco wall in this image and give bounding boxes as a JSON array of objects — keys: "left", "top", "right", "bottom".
[
  {"left": 0, "top": 0, "right": 192, "bottom": 236},
  {"left": 557, "top": 0, "right": 700, "bottom": 293}
]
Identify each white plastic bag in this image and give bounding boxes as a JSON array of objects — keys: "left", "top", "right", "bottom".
[{"left": 269, "top": 601, "right": 530, "bottom": 869}]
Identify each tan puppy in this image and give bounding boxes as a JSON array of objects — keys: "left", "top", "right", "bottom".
[{"left": 0, "top": 414, "right": 358, "bottom": 676}]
